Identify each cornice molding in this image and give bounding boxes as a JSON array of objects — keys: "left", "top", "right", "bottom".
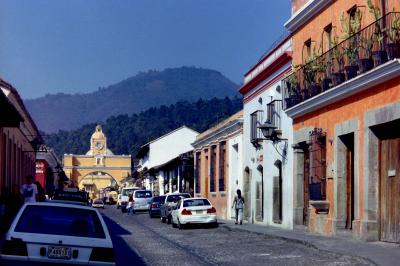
[
  {"left": 284, "top": 0, "right": 332, "bottom": 33},
  {"left": 285, "top": 59, "right": 400, "bottom": 119},
  {"left": 192, "top": 120, "right": 243, "bottom": 148},
  {"left": 64, "top": 166, "right": 131, "bottom": 171}
]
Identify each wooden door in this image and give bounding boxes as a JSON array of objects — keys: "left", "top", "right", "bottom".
[
  {"left": 380, "top": 137, "right": 400, "bottom": 243},
  {"left": 303, "top": 149, "right": 310, "bottom": 225}
]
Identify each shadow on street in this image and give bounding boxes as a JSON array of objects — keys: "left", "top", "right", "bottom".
[{"left": 102, "top": 215, "right": 146, "bottom": 266}]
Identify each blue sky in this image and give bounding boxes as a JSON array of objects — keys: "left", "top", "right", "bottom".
[{"left": 0, "top": 0, "right": 290, "bottom": 99}]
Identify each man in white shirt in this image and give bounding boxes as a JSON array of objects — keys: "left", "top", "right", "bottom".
[{"left": 20, "top": 175, "right": 38, "bottom": 203}]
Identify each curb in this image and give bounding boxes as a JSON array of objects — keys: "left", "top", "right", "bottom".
[{"left": 220, "top": 224, "right": 378, "bottom": 266}]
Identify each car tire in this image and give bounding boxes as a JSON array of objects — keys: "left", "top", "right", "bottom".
[
  {"left": 117, "top": 205, "right": 120, "bottom": 209},
  {"left": 172, "top": 219, "right": 177, "bottom": 228},
  {"left": 161, "top": 216, "right": 166, "bottom": 223},
  {"left": 167, "top": 215, "right": 172, "bottom": 224},
  {"left": 178, "top": 219, "right": 185, "bottom": 230},
  {"left": 210, "top": 222, "right": 218, "bottom": 228}
]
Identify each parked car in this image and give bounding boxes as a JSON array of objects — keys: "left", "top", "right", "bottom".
[
  {"left": 1, "top": 202, "right": 115, "bottom": 265},
  {"left": 92, "top": 199, "right": 105, "bottom": 209},
  {"left": 171, "top": 197, "right": 218, "bottom": 229},
  {"left": 132, "top": 190, "right": 153, "bottom": 211},
  {"left": 160, "top": 193, "right": 191, "bottom": 224},
  {"left": 148, "top": 195, "right": 166, "bottom": 218}
]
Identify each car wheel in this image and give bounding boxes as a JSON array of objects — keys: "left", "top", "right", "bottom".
[
  {"left": 117, "top": 205, "right": 120, "bottom": 209},
  {"left": 210, "top": 222, "right": 218, "bottom": 228},
  {"left": 167, "top": 215, "right": 172, "bottom": 224},
  {"left": 172, "top": 218, "right": 177, "bottom": 228},
  {"left": 161, "top": 216, "right": 166, "bottom": 223},
  {"left": 178, "top": 219, "right": 185, "bottom": 230}
]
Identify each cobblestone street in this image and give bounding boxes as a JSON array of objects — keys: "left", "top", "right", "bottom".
[{"left": 101, "top": 207, "right": 372, "bottom": 266}]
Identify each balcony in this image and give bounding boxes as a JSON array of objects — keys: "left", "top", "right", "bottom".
[
  {"left": 283, "top": 12, "right": 400, "bottom": 115},
  {"left": 267, "top": 100, "right": 282, "bottom": 131},
  {"left": 250, "top": 110, "right": 264, "bottom": 145}
]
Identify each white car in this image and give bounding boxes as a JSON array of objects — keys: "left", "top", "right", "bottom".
[
  {"left": 171, "top": 197, "right": 218, "bottom": 229},
  {"left": 1, "top": 202, "right": 115, "bottom": 265},
  {"left": 92, "top": 199, "right": 105, "bottom": 209},
  {"left": 132, "top": 190, "right": 152, "bottom": 211}
]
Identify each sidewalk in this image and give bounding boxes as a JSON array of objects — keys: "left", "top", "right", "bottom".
[{"left": 220, "top": 219, "right": 399, "bottom": 266}]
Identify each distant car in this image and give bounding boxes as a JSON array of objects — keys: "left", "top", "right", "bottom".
[
  {"left": 118, "top": 187, "right": 141, "bottom": 212},
  {"left": 148, "top": 195, "right": 166, "bottom": 218},
  {"left": 171, "top": 197, "right": 218, "bottom": 229},
  {"left": 132, "top": 190, "right": 153, "bottom": 211},
  {"left": 1, "top": 202, "right": 115, "bottom": 265},
  {"left": 92, "top": 200, "right": 105, "bottom": 209},
  {"left": 160, "top": 193, "right": 191, "bottom": 224}
]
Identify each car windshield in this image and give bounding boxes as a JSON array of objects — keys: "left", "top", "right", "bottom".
[
  {"left": 167, "top": 194, "right": 190, "bottom": 203},
  {"left": 135, "top": 191, "right": 152, "bottom": 198},
  {"left": 122, "top": 189, "right": 136, "bottom": 196},
  {"left": 15, "top": 205, "right": 106, "bottom": 239},
  {"left": 94, "top": 200, "right": 103, "bottom": 204},
  {"left": 153, "top": 196, "right": 165, "bottom": 203},
  {"left": 183, "top": 199, "right": 211, "bottom": 207}
]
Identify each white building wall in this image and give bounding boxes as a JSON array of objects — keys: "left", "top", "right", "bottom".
[
  {"left": 243, "top": 75, "right": 293, "bottom": 229},
  {"left": 148, "top": 127, "right": 198, "bottom": 169},
  {"left": 227, "top": 134, "right": 243, "bottom": 219}
]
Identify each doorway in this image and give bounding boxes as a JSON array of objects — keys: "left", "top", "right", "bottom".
[
  {"left": 303, "top": 146, "right": 310, "bottom": 225},
  {"left": 375, "top": 120, "right": 400, "bottom": 243},
  {"left": 340, "top": 133, "right": 355, "bottom": 230},
  {"left": 273, "top": 160, "right": 283, "bottom": 223},
  {"left": 243, "top": 167, "right": 251, "bottom": 221}
]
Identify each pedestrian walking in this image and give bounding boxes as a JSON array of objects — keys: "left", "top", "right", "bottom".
[
  {"left": 127, "top": 194, "right": 135, "bottom": 216},
  {"left": 232, "top": 189, "right": 244, "bottom": 225},
  {"left": 20, "top": 175, "right": 38, "bottom": 204}
]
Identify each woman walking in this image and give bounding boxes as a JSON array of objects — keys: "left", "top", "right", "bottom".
[
  {"left": 127, "top": 194, "right": 135, "bottom": 216},
  {"left": 232, "top": 189, "right": 244, "bottom": 225}
]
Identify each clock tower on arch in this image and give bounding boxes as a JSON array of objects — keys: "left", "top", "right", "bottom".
[{"left": 90, "top": 125, "right": 107, "bottom": 156}]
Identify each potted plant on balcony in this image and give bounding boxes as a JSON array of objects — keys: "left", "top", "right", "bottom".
[
  {"left": 359, "top": 34, "right": 374, "bottom": 73},
  {"left": 330, "top": 36, "right": 346, "bottom": 86},
  {"left": 302, "top": 51, "right": 323, "bottom": 98},
  {"left": 340, "top": 10, "right": 362, "bottom": 80},
  {"left": 367, "top": 0, "right": 388, "bottom": 66},
  {"left": 387, "top": 12, "right": 400, "bottom": 60},
  {"left": 284, "top": 73, "right": 301, "bottom": 108}
]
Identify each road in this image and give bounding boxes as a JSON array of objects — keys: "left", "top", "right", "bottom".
[{"left": 101, "top": 206, "right": 372, "bottom": 266}]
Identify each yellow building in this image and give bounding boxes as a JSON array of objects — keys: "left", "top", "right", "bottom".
[{"left": 63, "top": 125, "right": 131, "bottom": 198}]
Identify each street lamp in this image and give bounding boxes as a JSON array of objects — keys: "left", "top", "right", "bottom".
[{"left": 258, "top": 121, "right": 277, "bottom": 140}]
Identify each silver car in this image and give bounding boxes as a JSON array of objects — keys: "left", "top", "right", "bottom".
[{"left": 133, "top": 190, "right": 153, "bottom": 211}]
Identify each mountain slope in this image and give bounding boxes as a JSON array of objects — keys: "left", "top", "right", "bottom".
[
  {"left": 26, "top": 67, "right": 239, "bottom": 133},
  {"left": 45, "top": 97, "right": 243, "bottom": 158}
]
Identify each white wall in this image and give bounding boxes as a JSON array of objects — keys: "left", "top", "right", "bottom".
[
  {"left": 228, "top": 134, "right": 243, "bottom": 219},
  {"left": 242, "top": 73, "right": 294, "bottom": 229},
  {"left": 148, "top": 127, "right": 198, "bottom": 169}
]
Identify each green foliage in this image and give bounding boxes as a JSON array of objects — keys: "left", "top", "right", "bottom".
[{"left": 45, "top": 97, "right": 242, "bottom": 158}]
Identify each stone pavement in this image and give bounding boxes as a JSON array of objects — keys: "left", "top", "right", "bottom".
[{"left": 220, "top": 219, "right": 400, "bottom": 266}]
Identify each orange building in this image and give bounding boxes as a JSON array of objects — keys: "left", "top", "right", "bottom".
[
  {"left": 0, "top": 79, "right": 41, "bottom": 194},
  {"left": 193, "top": 111, "right": 243, "bottom": 220},
  {"left": 284, "top": 0, "right": 400, "bottom": 242}
]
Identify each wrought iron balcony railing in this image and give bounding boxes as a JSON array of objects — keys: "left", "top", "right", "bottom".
[
  {"left": 250, "top": 110, "right": 264, "bottom": 145},
  {"left": 283, "top": 12, "right": 400, "bottom": 110}
]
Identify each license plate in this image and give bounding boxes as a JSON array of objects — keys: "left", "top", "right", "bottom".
[
  {"left": 47, "top": 246, "right": 71, "bottom": 259},
  {"left": 196, "top": 210, "right": 204, "bottom": 214}
]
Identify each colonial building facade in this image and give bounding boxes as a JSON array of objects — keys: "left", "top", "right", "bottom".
[
  {"left": 284, "top": 0, "right": 400, "bottom": 242},
  {"left": 63, "top": 125, "right": 131, "bottom": 199},
  {"left": 136, "top": 126, "right": 198, "bottom": 195},
  {"left": 240, "top": 37, "right": 294, "bottom": 229},
  {"left": 0, "top": 79, "right": 41, "bottom": 192},
  {"left": 193, "top": 111, "right": 243, "bottom": 220}
]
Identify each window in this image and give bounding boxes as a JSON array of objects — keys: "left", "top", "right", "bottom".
[
  {"left": 308, "top": 128, "right": 327, "bottom": 200},
  {"left": 304, "top": 39, "right": 312, "bottom": 62},
  {"left": 267, "top": 100, "right": 282, "bottom": 130},
  {"left": 183, "top": 199, "right": 211, "bottom": 207},
  {"left": 210, "top": 145, "right": 217, "bottom": 192},
  {"left": 250, "top": 110, "right": 264, "bottom": 145},
  {"left": 218, "top": 142, "right": 226, "bottom": 191},
  {"left": 324, "top": 24, "right": 332, "bottom": 52},
  {"left": 15, "top": 205, "right": 106, "bottom": 239},
  {"left": 134, "top": 190, "right": 152, "bottom": 198},
  {"left": 195, "top": 152, "right": 201, "bottom": 193}
]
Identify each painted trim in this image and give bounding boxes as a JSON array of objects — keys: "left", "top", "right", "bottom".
[
  {"left": 64, "top": 166, "right": 131, "bottom": 170},
  {"left": 284, "top": 0, "right": 332, "bottom": 32},
  {"left": 239, "top": 52, "right": 292, "bottom": 95},
  {"left": 243, "top": 66, "right": 292, "bottom": 104},
  {"left": 285, "top": 59, "right": 400, "bottom": 119}
]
